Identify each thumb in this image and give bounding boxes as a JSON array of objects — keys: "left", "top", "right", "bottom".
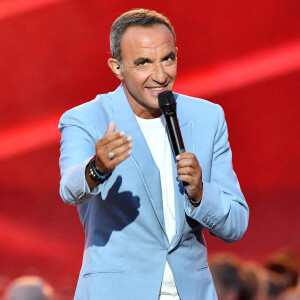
[{"left": 105, "top": 121, "right": 116, "bottom": 134}]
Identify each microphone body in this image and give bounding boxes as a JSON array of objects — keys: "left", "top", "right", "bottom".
[{"left": 158, "top": 90, "right": 185, "bottom": 156}]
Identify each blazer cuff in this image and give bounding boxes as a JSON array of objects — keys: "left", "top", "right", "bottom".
[
  {"left": 60, "top": 157, "right": 103, "bottom": 205},
  {"left": 184, "top": 181, "right": 220, "bottom": 230}
]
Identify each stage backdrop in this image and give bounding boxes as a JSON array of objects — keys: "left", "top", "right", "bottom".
[{"left": 0, "top": 0, "right": 299, "bottom": 298}]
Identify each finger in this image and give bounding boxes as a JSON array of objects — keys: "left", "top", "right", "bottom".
[
  {"left": 107, "top": 135, "right": 133, "bottom": 151},
  {"left": 176, "top": 158, "right": 198, "bottom": 169},
  {"left": 178, "top": 173, "right": 201, "bottom": 187},
  {"left": 96, "top": 140, "right": 133, "bottom": 172},
  {"left": 108, "top": 140, "right": 133, "bottom": 158},
  {"left": 106, "top": 121, "right": 116, "bottom": 133},
  {"left": 95, "top": 135, "right": 131, "bottom": 161},
  {"left": 176, "top": 152, "right": 195, "bottom": 161},
  {"left": 99, "top": 130, "right": 126, "bottom": 146},
  {"left": 108, "top": 148, "right": 132, "bottom": 168},
  {"left": 177, "top": 166, "right": 194, "bottom": 176},
  {"left": 177, "top": 174, "right": 194, "bottom": 185}
]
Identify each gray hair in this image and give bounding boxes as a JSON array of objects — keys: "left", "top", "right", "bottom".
[{"left": 110, "top": 8, "right": 176, "bottom": 63}]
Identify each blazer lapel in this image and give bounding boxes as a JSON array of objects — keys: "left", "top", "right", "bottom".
[{"left": 111, "top": 86, "right": 166, "bottom": 236}]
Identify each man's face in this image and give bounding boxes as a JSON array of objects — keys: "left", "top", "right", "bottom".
[{"left": 109, "top": 24, "right": 177, "bottom": 119}]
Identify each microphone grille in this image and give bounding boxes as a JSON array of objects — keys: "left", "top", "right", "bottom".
[
  {"left": 158, "top": 91, "right": 177, "bottom": 114},
  {"left": 158, "top": 90, "right": 176, "bottom": 107}
]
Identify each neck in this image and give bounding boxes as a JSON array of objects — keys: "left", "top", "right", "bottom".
[{"left": 123, "top": 84, "right": 162, "bottom": 119}]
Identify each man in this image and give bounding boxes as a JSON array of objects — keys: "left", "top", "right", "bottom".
[{"left": 58, "top": 8, "right": 249, "bottom": 300}]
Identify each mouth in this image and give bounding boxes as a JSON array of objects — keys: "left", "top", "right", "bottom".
[
  {"left": 148, "top": 86, "right": 166, "bottom": 91},
  {"left": 146, "top": 84, "right": 169, "bottom": 94}
]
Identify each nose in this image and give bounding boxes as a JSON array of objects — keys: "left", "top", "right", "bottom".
[{"left": 151, "top": 63, "right": 168, "bottom": 84}]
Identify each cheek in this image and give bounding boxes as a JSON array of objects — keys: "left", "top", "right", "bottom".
[
  {"left": 126, "top": 71, "right": 149, "bottom": 86},
  {"left": 166, "top": 65, "right": 177, "bottom": 79},
  {"left": 172, "top": 65, "right": 177, "bottom": 75}
]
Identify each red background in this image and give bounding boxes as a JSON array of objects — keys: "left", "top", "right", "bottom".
[{"left": 0, "top": 0, "right": 299, "bottom": 298}]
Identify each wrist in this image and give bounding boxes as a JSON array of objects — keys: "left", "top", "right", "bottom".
[
  {"left": 189, "top": 197, "right": 201, "bottom": 207},
  {"left": 188, "top": 185, "right": 203, "bottom": 207},
  {"left": 87, "top": 156, "right": 111, "bottom": 183}
]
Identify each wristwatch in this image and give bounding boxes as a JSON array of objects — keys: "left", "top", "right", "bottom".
[
  {"left": 185, "top": 190, "right": 201, "bottom": 207},
  {"left": 189, "top": 197, "right": 201, "bottom": 207}
]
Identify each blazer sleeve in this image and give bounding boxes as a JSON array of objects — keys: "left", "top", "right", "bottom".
[
  {"left": 58, "top": 109, "right": 106, "bottom": 205},
  {"left": 184, "top": 105, "right": 249, "bottom": 242}
]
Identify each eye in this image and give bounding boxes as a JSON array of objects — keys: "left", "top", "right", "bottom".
[
  {"left": 163, "top": 53, "right": 176, "bottom": 63},
  {"left": 163, "top": 55, "right": 176, "bottom": 65},
  {"left": 138, "top": 60, "right": 148, "bottom": 66},
  {"left": 165, "top": 56, "right": 174, "bottom": 62}
]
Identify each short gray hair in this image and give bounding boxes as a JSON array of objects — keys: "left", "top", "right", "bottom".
[{"left": 110, "top": 8, "right": 176, "bottom": 63}]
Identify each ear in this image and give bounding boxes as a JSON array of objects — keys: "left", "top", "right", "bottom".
[{"left": 108, "top": 58, "right": 123, "bottom": 80}]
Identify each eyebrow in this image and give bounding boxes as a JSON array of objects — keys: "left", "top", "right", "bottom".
[
  {"left": 133, "top": 57, "right": 151, "bottom": 65},
  {"left": 133, "top": 51, "right": 176, "bottom": 65}
]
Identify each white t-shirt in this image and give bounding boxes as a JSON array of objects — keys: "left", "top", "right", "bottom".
[{"left": 136, "top": 115, "right": 180, "bottom": 300}]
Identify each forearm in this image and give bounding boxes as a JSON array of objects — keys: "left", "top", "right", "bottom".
[
  {"left": 60, "top": 158, "right": 103, "bottom": 205},
  {"left": 184, "top": 181, "right": 249, "bottom": 242},
  {"left": 183, "top": 105, "right": 249, "bottom": 242}
]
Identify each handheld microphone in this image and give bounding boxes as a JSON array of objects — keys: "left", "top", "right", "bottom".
[
  {"left": 158, "top": 90, "right": 185, "bottom": 156},
  {"left": 158, "top": 91, "right": 187, "bottom": 186}
]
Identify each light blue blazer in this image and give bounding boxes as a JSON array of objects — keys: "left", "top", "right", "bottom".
[{"left": 58, "top": 85, "right": 249, "bottom": 300}]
